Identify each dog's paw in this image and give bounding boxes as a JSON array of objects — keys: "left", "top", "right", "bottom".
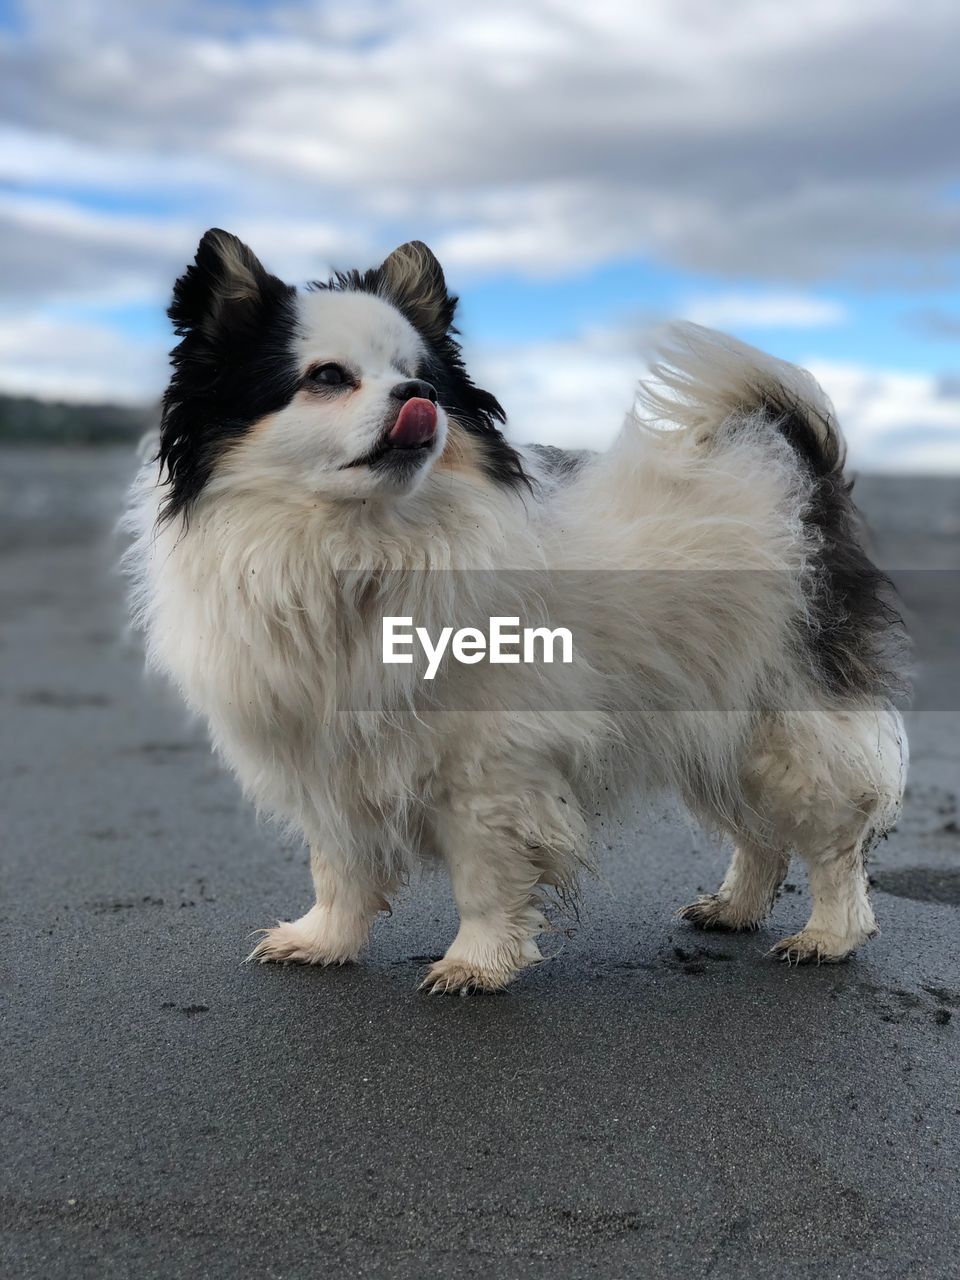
[
  {"left": 418, "top": 957, "right": 512, "bottom": 996},
  {"left": 769, "top": 929, "right": 861, "bottom": 965},
  {"left": 246, "top": 905, "right": 366, "bottom": 967},
  {"left": 247, "top": 921, "right": 348, "bottom": 966},
  {"left": 678, "top": 893, "right": 763, "bottom": 932}
]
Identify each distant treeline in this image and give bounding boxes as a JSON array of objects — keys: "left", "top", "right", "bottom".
[{"left": 0, "top": 394, "right": 155, "bottom": 445}]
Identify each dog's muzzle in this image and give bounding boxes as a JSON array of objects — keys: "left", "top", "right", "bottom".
[{"left": 343, "top": 396, "right": 440, "bottom": 470}]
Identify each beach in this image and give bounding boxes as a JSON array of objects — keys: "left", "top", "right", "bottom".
[{"left": 2, "top": 448, "right": 958, "bottom": 1278}]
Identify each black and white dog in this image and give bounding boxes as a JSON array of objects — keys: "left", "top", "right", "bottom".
[{"left": 125, "top": 229, "right": 908, "bottom": 993}]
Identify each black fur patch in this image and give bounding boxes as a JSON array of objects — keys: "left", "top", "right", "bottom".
[
  {"left": 158, "top": 229, "right": 301, "bottom": 523},
  {"left": 764, "top": 393, "right": 909, "bottom": 703},
  {"left": 309, "top": 241, "right": 531, "bottom": 493},
  {"left": 526, "top": 443, "right": 594, "bottom": 484}
]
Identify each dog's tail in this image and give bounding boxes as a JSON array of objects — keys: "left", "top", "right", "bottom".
[
  {"left": 637, "top": 322, "right": 908, "bottom": 705},
  {"left": 637, "top": 320, "right": 844, "bottom": 477}
]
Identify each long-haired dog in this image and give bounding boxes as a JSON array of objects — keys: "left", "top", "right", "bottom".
[{"left": 124, "top": 229, "right": 908, "bottom": 994}]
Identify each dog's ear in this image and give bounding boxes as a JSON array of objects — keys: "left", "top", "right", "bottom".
[
  {"left": 378, "top": 241, "right": 457, "bottom": 344},
  {"left": 169, "top": 228, "right": 290, "bottom": 345}
]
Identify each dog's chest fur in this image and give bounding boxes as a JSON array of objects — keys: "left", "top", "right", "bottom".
[{"left": 142, "top": 472, "right": 552, "bottom": 853}]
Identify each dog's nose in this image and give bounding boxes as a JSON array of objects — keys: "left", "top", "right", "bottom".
[{"left": 390, "top": 379, "right": 438, "bottom": 404}]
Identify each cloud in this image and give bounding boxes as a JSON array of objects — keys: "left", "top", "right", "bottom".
[
  {"left": 471, "top": 327, "right": 644, "bottom": 451},
  {"left": 683, "top": 293, "right": 847, "bottom": 330},
  {"left": 806, "top": 359, "right": 960, "bottom": 470},
  {"left": 1, "top": 0, "right": 958, "bottom": 285},
  {"left": 0, "top": 314, "right": 167, "bottom": 403},
  {"left": 0, "top": 190, "right": 375, "bottom": 306},
  {"left": 1, "top": 1, "right": 958, "bottom": 469},
  {"left": 0, "top": 193, "right": 191, "bottom": 305},
  {"left": 475, "top": 330, "right": 960, "bottom": 472},
  {"left": 3, "top": 304, "right": 956, "bottom": 474}
]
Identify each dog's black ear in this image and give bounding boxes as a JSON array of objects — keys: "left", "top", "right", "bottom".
[
  {"left": 169, "top": 228, "right": 290, "bottom": 344},
  {"left": 378, "top": 241, "right": 457, "bottom": 344},
  {"left": 159, "top": 231, "right": 300, "bottom": 524}
]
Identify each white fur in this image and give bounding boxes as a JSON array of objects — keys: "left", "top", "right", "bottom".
[{"left": 124, "top": 308, "right": 907, "bottom": 992}]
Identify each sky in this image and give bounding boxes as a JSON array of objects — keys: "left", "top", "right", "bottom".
[{"left": 1, "top": 0, "right": 959, "bottom": 469}]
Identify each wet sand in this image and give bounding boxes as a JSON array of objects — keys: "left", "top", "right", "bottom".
[{"left": 2, "top": 449, "right": 958, "bottom": 1278}]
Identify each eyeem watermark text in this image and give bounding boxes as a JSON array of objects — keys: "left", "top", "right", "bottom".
[{"left": 383, "top": 616, "right": 574, "bottom": 680}]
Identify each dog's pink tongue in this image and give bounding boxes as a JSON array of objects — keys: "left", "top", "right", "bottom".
[{"left": 389, "top": 397, "right": 437, "bottom": 447}]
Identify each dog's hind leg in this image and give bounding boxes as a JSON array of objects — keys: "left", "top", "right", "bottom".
[
  {"left": 679, "top": 839, "right": 790, "bottom": 932},
  {"left": 770, "top": 837, "right": 877, "bottom": 964},
  {"left": 745, "top": 704, "right": 904, "bottom": 964},
  {"left": 248, "top": 844, "right": 393, "bottom": 966}
]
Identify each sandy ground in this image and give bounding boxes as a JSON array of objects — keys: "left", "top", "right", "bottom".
[{"left": 2, "top": 448, "right": 959, "bottom": 1279}]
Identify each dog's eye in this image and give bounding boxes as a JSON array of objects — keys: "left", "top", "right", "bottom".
[{"left": 309, "top": 363, "right": 349, "bottom": 388}]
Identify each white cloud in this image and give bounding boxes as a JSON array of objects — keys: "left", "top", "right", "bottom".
[
  {"left": 1, "top": 0, "right": 958, "bottom": 284},
  {"left": 806, "top": 359, "right": 960, "bottom": 471},
  {"left": 1, "top": 1, "right": 958, "bottom": 471},
  {"left": 0, "top": 315, "right": 166, "bottom": 404},
  {"left": 472, "top": 328, "right": 644, "bottom": 451},
  {"left": 3, "top": 307, "right": 956, "bottom": 473},
  {"left": 684, "top": 293, "right": 847, "bottom": 330},
  {"left": 477, "top": 331, "right": 960, "bottom": 473},
  {"left": 0, "top": 190, "right": 374, "bottom": 306}
]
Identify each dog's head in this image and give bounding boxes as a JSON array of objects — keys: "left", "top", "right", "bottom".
[{"left": 157, "top": 229, "right": 527, "bottom": 521}]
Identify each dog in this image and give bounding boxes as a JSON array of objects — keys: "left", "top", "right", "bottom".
[{"left": 124, "top": 229, "right": 908, "bottom": 994}]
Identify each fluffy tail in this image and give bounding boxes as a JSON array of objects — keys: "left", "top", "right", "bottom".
[
  {"left": 638, "top": 322, "right": 908, "bottom": 705},
  {"left": 638, "top": 321, "right": 845, "bottom": 477}
]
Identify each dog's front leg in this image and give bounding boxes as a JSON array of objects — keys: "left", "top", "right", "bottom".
[
  {"left": 421, "top": 779, "right": 585, "bottom": 995},
  {"left": 249, "top": 844, "right": 393, "bottom": 966}
]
